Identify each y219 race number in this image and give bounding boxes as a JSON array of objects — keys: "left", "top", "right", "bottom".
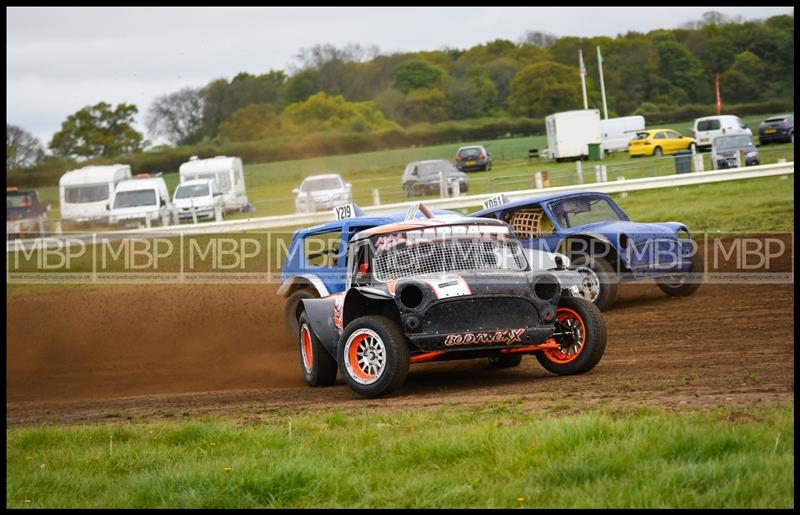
[
  {"left": 334, "top": 204, "right": 355, "bottom": 220},
  {"left": 482, "top": 194, "right": 508, "bottom": 210}
]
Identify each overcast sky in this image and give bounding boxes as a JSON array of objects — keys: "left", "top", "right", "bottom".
[{"left": 6, "top": 6, "right": 794, "bottom": 146}]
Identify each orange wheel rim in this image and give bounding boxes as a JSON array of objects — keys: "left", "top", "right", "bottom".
[
  {"left": 344, "top": 329, "right": 385, "bottom": 385},
  {"left": 543, "top": 307, "right": 586, "bottom": 364},
  {"left": 300, "top": 325, "right": 313, "bottom": 373}
]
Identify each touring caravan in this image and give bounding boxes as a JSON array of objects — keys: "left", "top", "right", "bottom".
[
  {"left": 544, "top": 109, "right": 602, "bottom": 161},
  {"left": 179, "top": 156, "right": 249, "bottom": 212},
  {"left": 58, "top": 164, "right": 132, "bottom": 224},
  {"left": 601, "top": 115, "right": 646, "bottom": 154}
]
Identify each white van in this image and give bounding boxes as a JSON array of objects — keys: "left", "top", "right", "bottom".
[
  {"left": 600, "top": 115, "right": 646, "bottom": 154},
  {"left": 179, "top": 156, "right": 248, "bottom": 213},
  {"left": 108, "top": 176, "right": 176, "bottom": 228},
  {"left": 691, "top": 115, "right": 752, "bottom": 151},
  {"left": 173, "top": 178, "right": 225, "bottom": 222},
  {"left": 59, "top": 164, "right": 132, "bottom": 223}
]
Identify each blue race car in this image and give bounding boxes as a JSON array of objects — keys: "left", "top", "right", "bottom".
[
  {"left": 471, "top": 192, "right": 703, "bottom": 310},
  {"left": 278, "top": 206, "right": 461, "bottom": 335}
]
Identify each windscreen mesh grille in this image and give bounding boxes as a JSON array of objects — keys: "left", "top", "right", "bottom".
[{"left": 373, "top": 239, "right": 527, "bottom": 282}]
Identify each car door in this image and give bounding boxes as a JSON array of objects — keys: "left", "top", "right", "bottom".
[{"left": 653, "top": 131, "right": 667, "bottom": 153}]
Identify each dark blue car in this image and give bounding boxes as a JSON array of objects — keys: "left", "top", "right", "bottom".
[{"left": 471, "top": 192, "right": 702, "bottom": 310}]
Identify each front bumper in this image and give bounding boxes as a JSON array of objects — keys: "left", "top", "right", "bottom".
[{"left": 402, "top": 295, "right": 555, "bottom": 352}]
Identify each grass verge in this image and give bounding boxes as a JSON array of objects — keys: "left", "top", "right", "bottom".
[{"left": 6, "top": 403, "right": 794, "bottom": 508}]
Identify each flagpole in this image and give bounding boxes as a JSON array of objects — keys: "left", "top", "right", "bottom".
[
  {"left": 579, "top": 49, "right": 588, "bottom": 110},
  {"left": 597, "top": 46, "right": 608, "bottom": 119}
]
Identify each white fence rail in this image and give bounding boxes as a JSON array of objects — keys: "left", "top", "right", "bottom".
[{"left": 7, "top": 162, "right": 793, "bottom": 253}]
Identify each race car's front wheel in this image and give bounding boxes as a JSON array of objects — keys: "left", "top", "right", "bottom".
[
  {"left": 656, "top": 249, "right": 703, "bottom": 297},
  {"left": 570, "top": 256, "right": 618, "bottom": 311},
  {"left": 338, "top": 316, "right": 409, "bottom": 398},
  {"left": 536, "top": 296, "right": 606, "bottom": 376},
  {"left": 297, "top": 312, "right": 338, "bottom": 387}
]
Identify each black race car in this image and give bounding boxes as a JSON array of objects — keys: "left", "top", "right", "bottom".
[{"left": 296, "top": 204, "right": 607, "bottom": 397}]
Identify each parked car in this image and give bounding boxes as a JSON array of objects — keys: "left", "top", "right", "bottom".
[
  {"left": 172, "top": 178, "right": 225, "bottom": 222},
  {"left": 627, "top": 129, "right": 696, "bottom": 157},
  {"left": 108, "top": 175, "right": 176, "bottom": 228},
  {"left": 295, "top": 207, "right": 607, "bottom": 397},
  {"left": 294, "top": 174, "right": 352, "bottom": 214},
  {"left": 402, "top": 160, "right": 468, "bottom": 197},
  {"left": 179, "top": 155, "right": 249, "bottom": 213},
  {"left": 691, "top": 115, "right": 751, "bottom": 151},
  {"left": 7, "top": 187, "right": 49, "bottom": 239},
  {"left": 455, "top": 145, "right": 492, "bottom": 171},
  {"left": 758, "top": 114, "right": 794, "bottom": 145},
  {"left": 711, "top": 134, "right": 760, "bottom": 169},
  {"left": 472, "top": 192, "right": 703, "bottom": 311}
]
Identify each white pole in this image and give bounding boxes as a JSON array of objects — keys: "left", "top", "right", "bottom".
[
  {"left": 579, "top": 49, "right": 588, "bottom": 110},
  {"left": 597, "top": 46, "right": 608, "bottom": 120}
]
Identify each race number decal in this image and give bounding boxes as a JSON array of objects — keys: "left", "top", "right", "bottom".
[
  {"left": 333, "top": 204, "right": 356, "bottom": 220},
  {"left": 482, "top": 194, "right": 508, "bottom": 210}
]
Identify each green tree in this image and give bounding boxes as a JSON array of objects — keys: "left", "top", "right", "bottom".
[
  {"left": 393, "top": 60, "right": 447, "bottom": 94},
  {"left": 145, "top": 87, "right": 204, "bottom": 145},
  {"left": 720, "top": 51, "right": 768, "bottom": 103},
  {"left": 218, "top": 104, "right": 282, "bottom": 142},
  {"left": 7, "top": 124, "right": 45, "bottom": 171},
  {"left": 653, "top": 39, "right": 706, "bottom": 103},
  {"left": 401, "top": 88, "right": 451, "bottom": 123},
  {"left": 49, "top": 102, "right": 143, "bottom": 159},
  {"left": 282, "top": 92, "right": 399, "bottom": 132},
  {"left": 278, "top": 70, "right": 322, "bottom": 108},
  {"left": 507, "top": 61, "right": 582, "bottom": 117}
]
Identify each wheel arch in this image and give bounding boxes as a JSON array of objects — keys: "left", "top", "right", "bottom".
[
  {"left": 342, "top": 288, "right": 401, "bottom": 329},
  {"left": 277, "top": 274, "right": 330, "bottom": 298},
  {"left": 558, "top": 233, "right": 631, "bottom": 275}
]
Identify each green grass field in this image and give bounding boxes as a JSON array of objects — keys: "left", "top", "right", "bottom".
[
  {"left": 6, "top": 403, "right": 793, "bottom": 508},
  {"left": 29, "top": 113, "right": 794, "bottom": 221}
]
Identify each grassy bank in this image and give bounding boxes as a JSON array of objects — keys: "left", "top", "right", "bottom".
[{"left": 6, "top": 403, "right": 793, "bottom": 508}]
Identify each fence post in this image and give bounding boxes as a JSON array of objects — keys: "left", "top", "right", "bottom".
[
  {"left": 371, "top": 188, "right": 381, "bottom": 206},
  {"left": 595, "top": 165, "right": 602, "bottom": 183},
  {"left": 439, "top": 171, "right": 448, "bottom": 199},
  {"left": 451, "top": 179, "right": 461, "bottom": 197},
  {"left": 534, "top": 172, "right": 544, "bottom": 189},
  {"left": 617, "top": 176, "right": 627, "bottom": 199},
  {"left": 576, "top": 161, "right": 584, "bottom": 185},
  {"left": 602, "top": 165, "right": 608, "bottom": 182},
  {"left": 693, "top": 154, "right": 704, "bottom": 173}
]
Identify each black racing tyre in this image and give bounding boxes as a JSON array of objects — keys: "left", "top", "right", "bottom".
[
  {"left": 297, "top": 312, "right": 337, "bottom": 387},
  {"left": 570, "top": 256, "right": 619, "bottom": 311},
  {"left": 653, "top": 146, "right": 663, "bottom": 157},
  {"left": 656, "top": 249, "right": 703, "bottom": 297},
  {"left": 488, "top": 354, "right": 523, "bottom": 369},
  {"left": 535, "top": 296, "right": 607, "bottom": 376},
  {"left": 338, "top": 316, "right": 409, "bottom": 398},
  {"left": 284, "top": 287, "right": 319, "bottom": 338}
]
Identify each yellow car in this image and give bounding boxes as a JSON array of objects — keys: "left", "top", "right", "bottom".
[{"left": 628, "top": 129, "right": 697, "bottom": 157}]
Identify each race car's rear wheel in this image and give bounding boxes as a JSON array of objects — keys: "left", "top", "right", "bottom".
[
  {"left": 284, "top": 287, "right": 318, "bottom": 338},
  {"left": 338, "top": 316, "right": 409, "bottom": 398},
  {"left": 297, "top": 312, "right": 337, "bottom": 387},
  {"left": 536, "top": 296, "right": 606, "bottom": 375},
  {"left": 656, "top": 250, "right": 703, "bottom": 297},
  {"left": 488, "top": 354, "right": 523, "bottom": 368}
]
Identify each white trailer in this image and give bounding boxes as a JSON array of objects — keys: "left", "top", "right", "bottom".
[
  {"left": 600, "top": 115, "right": 646, "bottom": 154},
  {"left": 179, "top": 155, "right": 249, "bottom": 212},
  {"left": 58, "top": 164, "right": 132, "bottom": 223},
  {"left": 545, "top": 109, "right": 602, "bottom": 161}
]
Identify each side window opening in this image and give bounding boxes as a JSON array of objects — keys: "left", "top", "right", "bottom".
[{"left": 304, "top": 230, "right": 342, "bottom": 267}]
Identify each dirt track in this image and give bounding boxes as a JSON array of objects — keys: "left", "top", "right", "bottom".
[{"left": 6, "top": 235, "right": 795, "bottom": 425}]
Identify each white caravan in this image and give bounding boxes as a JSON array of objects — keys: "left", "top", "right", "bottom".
[
  {"left": 179, "top": 156, "right": 248, "bottom": 212},
  {"left": 600, "top": 115, "right": 646, "bottom": 154},
  {"left": 108, "top": 176, "right": 176, "bottom": 228},
  {"left": 545, "top": 109, "right": 602, "bottom": 161},
  {"left": 58, "top": 164, "right": 132, "bottom": 223}
]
